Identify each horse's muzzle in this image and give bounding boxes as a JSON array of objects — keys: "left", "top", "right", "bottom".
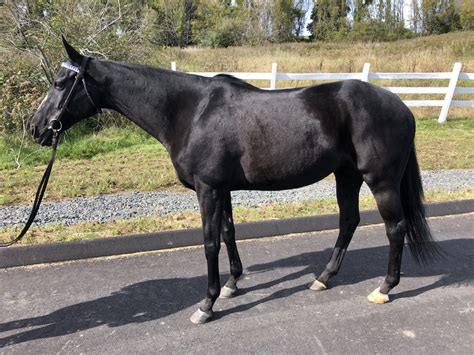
[{"left": 35, "top": 129, "right": 54, "bottom": 146}]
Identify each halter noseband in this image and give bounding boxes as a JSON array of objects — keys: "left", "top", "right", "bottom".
[{"left": 49, "top": 56, "right": 102, "bottom": 137}]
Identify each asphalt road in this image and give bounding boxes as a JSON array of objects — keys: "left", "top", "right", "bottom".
[{"left": 1, "top": 213, "right": 473, "bottom": 354}]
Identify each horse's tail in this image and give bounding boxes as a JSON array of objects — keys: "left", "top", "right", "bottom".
[{"left": 400, "top": 147, "right": 441, "bottom": 264}]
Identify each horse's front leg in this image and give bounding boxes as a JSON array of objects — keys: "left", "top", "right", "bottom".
[{"left": 190, "top": 181, "right": 225, "bottom": 324}]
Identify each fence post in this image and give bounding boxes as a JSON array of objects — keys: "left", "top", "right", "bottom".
[
  {"left": 361, "top": 63, "right": 370, "bottom": 82},
  {"left": 438, "top": 62, "right": 462, "bottom": 123},
  {"left": 270, "top": 63, "right": 278, "bottom": 90},
  {"left": 171, "top": 61, "right": 176, "bottom": 71}
]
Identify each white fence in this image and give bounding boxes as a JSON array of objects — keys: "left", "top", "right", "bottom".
[{"left": 170, "top": 61, "right": 474, "bottom": 123}]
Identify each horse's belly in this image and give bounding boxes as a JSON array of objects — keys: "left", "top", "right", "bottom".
[{"left": 236, "top": 150, "right": 339, "bottom": 190}]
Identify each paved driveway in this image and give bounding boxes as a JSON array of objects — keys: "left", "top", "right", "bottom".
[{"left": 1, "top": 213, "right": 473, "bottom": 353}]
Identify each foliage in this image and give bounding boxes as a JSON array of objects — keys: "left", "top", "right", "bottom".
[
  {"left": 272, "top": 0, "right": 296, "bottom": 42},
  {"left": 0, "top": 0, "right": 151, "bottom": 136},
  {"left": 350, "top": 18, "right": 413, "bottom": 42},
  {"left": 192, "top": 1, "right": 247, "bottom": 47},
  {"left": 307, "top": 0, "right": 350, "bottom": 41},
  {"left": 146, "top": 0, "right": 197, "bottom": 47},
  {"left": 420, "top": 0, "right": 462, "bottom": 34},
  {"left": 0, "top": 53, "right": 45, "bottom": 133},
  {"left": 460, "top": 1, "right": 474, "bottom": 30},
  {"left": 307, "top": 0, "right": 466, "bottom": 41}
]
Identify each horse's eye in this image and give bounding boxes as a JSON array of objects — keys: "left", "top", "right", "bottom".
[{"left": 54, "top": 81, "right": 64, "bottom": 90}]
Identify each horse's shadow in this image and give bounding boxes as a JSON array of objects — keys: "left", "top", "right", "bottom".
[
  {"left": 216, "top": 238, "right": 473, "bottom": 318},
  {"left": 0, "top": 276, "right": 207, "bottom": 348},
  {"left": 0, "top": 238, "right": 472, "bottom": 347}
]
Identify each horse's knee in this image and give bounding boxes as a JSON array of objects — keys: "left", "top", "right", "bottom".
[{"left": 204, "top": 241, "right": 220, "bottom": 259}]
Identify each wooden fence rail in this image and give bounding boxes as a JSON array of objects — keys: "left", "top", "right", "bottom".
[{"left": 171, "top": 62, "right": 474, "bottom": 123}]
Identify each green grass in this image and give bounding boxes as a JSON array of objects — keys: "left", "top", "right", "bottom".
[
  {"left": 0, "top": 125, "right": 156, "bottom": 170},
  {"left": 0, "top": 117, "right": 472, "bottom": 207},
  {"left": 1, "top": 188, "right": 472, "bottom": 245},
  {"left": 415, "top": 117, "right": 474, "bottom": 170}
]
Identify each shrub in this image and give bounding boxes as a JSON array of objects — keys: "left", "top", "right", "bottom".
[{"left": 0, "top": 1, "right": 152, "bottom": 136}]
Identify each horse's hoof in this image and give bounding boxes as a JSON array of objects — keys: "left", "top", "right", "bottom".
[
  {"left": 190, "top": 308, "right": 213, "bottom": 324},
  {"left": 220, "top": 285, "right": 238, "bottom": 298},
  {"left": 367, "top": 287, "right": 389, "bottom": 304},
  {"left": 309, "top": 279, "right": 327, "bottom": 291}
]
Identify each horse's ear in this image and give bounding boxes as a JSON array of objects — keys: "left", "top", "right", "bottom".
[{"left": 62, "top": 35, "right": 83, "bottom": 65}]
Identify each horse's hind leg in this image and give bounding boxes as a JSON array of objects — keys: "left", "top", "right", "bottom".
[
  {"left": 310, "top": 168, "right": 363, "bottom": 291},
  {"left": 366, "top": 181, "right": 406, "bottom": 304},
  {"left": 220, "top": 192, "right": 243, "bottom": 299}
]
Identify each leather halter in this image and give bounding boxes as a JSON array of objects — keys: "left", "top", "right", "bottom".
[{"left": 49, "top": 56, "right": 102, "bottom": 134}]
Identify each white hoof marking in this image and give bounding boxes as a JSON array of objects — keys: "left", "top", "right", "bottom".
[
  {"left": 190, "top": 308, "right": 212, "bottom": 324},
  {"left": 309, "top": 279, "right": 327, "bottom": 291},
  {"left": 220, "top": 285, "right": 238, "bottom": 298},
  {"left": 367, "top": 287, "right": 389, "bottom": 304}
]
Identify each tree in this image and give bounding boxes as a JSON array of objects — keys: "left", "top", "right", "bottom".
[
  {"left": 421, "top": 0, "right": 461, "bottom": 34},
  {"left": 191, "top": 0, "right": 248, "bottom": 47},
  {"left": 272, "top": 0, "right": 294, "bottom": 42},
  {"left": 307, "top": 0, "right": 350, "bottom": 41},
  {"left": 460, "top": 0, "right": 474, "bottom": 30},
  {"left": 147, "top": 0, "right": 198, "bottom": 47},
  {"left": 292, "top": 0, "right": 310, "bottom": 37},
  {"left": 353, "top": 0, "right": 373, "bottom": 24}
]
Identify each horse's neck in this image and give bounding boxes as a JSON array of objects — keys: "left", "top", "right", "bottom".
[{"left": 94, "top": 60, "right": 204, "bottom": 150}]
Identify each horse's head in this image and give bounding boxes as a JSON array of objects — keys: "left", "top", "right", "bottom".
[{"left": 31, "top": 37, "right": 102, "bottom": 146}]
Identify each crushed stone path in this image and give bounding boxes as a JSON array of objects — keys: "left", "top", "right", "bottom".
[{"left": 1, "top": 169, "right": 473, "bottom": 228}]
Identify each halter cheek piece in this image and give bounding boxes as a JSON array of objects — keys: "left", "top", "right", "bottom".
[
  {"left": 48, "top": 56, "right": 102, "bottom": 142},
  {"left": 0, "top": 56, "right": 102, "bottom": 247}
]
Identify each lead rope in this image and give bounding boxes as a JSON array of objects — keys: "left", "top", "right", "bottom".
[{"left": 0, "top": 130, "right": 59, "bottom": 247}]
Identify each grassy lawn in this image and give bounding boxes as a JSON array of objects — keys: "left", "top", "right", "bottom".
[
  {"left": 0, "top": 33, "right": 473, "bottom": 245},
  {"left": 160, "top": 32, "right": 474, "bottom": 77},
  {"left": 415, "top": 117, "right": 474, "bottom": 170},
  {"left": 0, "top": 126, "right": 180, "bottom": 206},
  {"left": 1, "top": 117, "right": 472, "bottom": 207},
  {"left": 2, "top": 32, "right": 473, "bottom": 206},
  {"left": 1, "top": 188, "right": 472, "bottom": 245}
]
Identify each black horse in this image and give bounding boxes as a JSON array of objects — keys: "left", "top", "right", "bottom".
[{"left": 30, "top": 38, "right": 438, "bottom": 324}]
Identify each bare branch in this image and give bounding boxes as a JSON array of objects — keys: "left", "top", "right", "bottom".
[
  {"left": 81, "top": 48, "right": 109, "bottom": 59},
  {"left": 85, "top": 0, "right": 123, "bottom": 45},
  {"left": 5, "top": 2, "right": 54, "bottom": 84},
  {"left": 10, "top": 117, "right": 28, "bottom": 169}
]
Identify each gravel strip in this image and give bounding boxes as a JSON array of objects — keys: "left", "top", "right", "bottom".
[{"left": 1, "top": 169, "right": 473, "bottom": 228}]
